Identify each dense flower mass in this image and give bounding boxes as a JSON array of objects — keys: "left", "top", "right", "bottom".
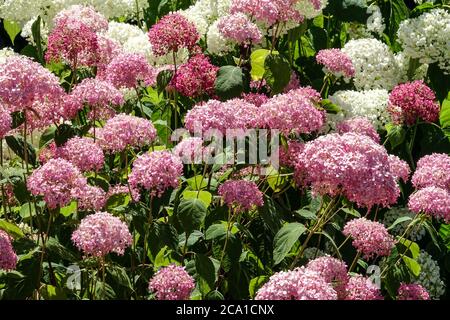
[
  {"left": 148, "top": 13, "right": 200, "bottom": 56},
  {"left": 58, "top": 137, "right": 104, "bottom": 172},
  {"left": 316, "top": 49, "right": 355, "bottom": 79},
  {"left": 388, "top": 155, "right": 411, "bottom": 183},
  {"left": 388, "top": 80, "right": 440, "bottom": 125},
  {"left": 397, "top": 283, "right": 430, "bottom": 300},
  {"left": 412, "top": 153, "right": 450, "bottom": 191},
  {"left": 0, "top": 106, "right": 12, "bottom": 138},
  {"left": 149, "top": 265, "right": 195, "bottom": 300},
  {"left": 172, "top": 137, "right": 205, "bottom": 164},
  {"left": 53, "top": 5, "right": 108, "bottom": 33},
  {"left": 217, "top": 13, "right": 262, "bottom": 44},
  {"left": 95, "top": 114, "right": 157, "bottom": 152},
  {"left": 336, "top": 117, "right": 380, "bottom": 143},
  {"left": 255, "top": 267, "right": 337, "bottom": 300},
  {"left": 408, "top": 187, "right": 450, "bottom": 222},
  {"left": 344, "top": 275, "right": 383, "bottom": 300},
  {"left": 72, "top": 184, "right": 106, "bottom": 211},
  {"left": 0, "top": 230, "right": 18, "bottom": 270},
  {"left": 129, "top": 151, "right": 183, "bottom": 197},
  {"left": 72, "top": 212, "right": 132, "bottom": 257},
  {"left": 414, "top": 250, "right": 445, "bottom": 299},
  {"left": 343, "top": 218, "right": 395, "bottom": 259},
  {"left": 218, "top": 180, "right": 264, "bottom": 213},
  {"left": 306, "top": 256, "right": 348, "bottom": 298}
]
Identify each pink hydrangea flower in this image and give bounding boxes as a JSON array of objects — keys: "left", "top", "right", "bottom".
[
  {"left": 170, "top": 54, "right": 218, "bottom": 98},
  {"left": 95, "top": 34, "right": 123, "bottom": 77},
  {"left": 172, "top": 137, "right": 205, "bottom": 164},
  {"left": 129, "top": 151, "right": 183, "bottom": 198},
  {"left": 388, "top": 155, "right": 410, "bottom": 183},
  {"left": 397, "top": 283, "right": 430, "bottom": 300},
  {"left": 306, "top": 256, "right": 349, "bottom": 299},
  {"left": 71, "top": 183, "right": 106, "bottom": 211},
  {"left": 336, "top": 117, "right": 380, "bottom": 143},
  {"left": 283, "top": 72, "right": 301, "bottom": 93},
  {"left": 412, "top": 153, "right": 450, "bottom": 191},
  {"left": 218, "top": 180, "right": 264, "bottom": 213},
  {"left": 408, "top": 187, "right": 450, "bottom": 222},
  {"left": 343, "top": 218, "right": 396, "bottom": 259},
  {"left": 148, "top": 13, "right": 199, "bottom": 56},
  {"left": 107, "top": 184, "right": 141, "bottom": 203},
  {"left": 58, "top": 137, "right": 104, "bottom": 172},
  {"left": 344, "top": 275, "right": 383, "bottom": 300},
  {"left": 241, "top": 93, "right": 269, "bottom": 107},
  {"left": 95, "top": 114, "right": 157, "bottom": 153},
  {"left": 279, "top": 140, "right": 305, "bottom": 168},
  {"left": 72, "top": 212, "right": 132, "bottom": 257},
  {"left": 0, "top": 106, "right": 12, "bottom": 138},
  {"left": 388, "top": 80, "right": 440, "bottom": 126},
  {"left": 0, "top": 230, "right": 18, "bottom": 271},
  {"left": 316, "top": 49, "right": 355, "bottom": 78},
  {"left": 296, "top": 133, "right": 401, "bottom": 209},
  {"left": 27, "top": 158, "right": 86, "bottom": 209},
  {"left": 53, "top": 5, "right": 108, "bottom": 33},
  {"left": 258, "top": 88, "right": 325, "bottom": 136},
  {"left": 67, "top": 78, "right": 124, "bottom": 120},
  {"left": 38, "top": 142, "right": 58, "bottom": 164},
  {"left": 103, "top": 53, "right": 158, "bottom": 89},
  {"left": 217, "top": 13, "right": 263, "bottom": 44},
  {"left": 255, "top": 267, "right": 337, "bottom": 300},
  {"left": 149, "top": 264, "right": 195, "bottom": 300}
]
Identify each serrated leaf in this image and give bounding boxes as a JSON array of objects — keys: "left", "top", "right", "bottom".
[
  {"left": 263, "top": 54, "right": 291, "bottom": 94},
  {"left": 402, "top": 256, "right": 421, "bottom": 277},
  {"left": 60, "top": 201, "right": 77, "bottom": 217},
  {"left": 296, "top": 209, "right": 317, "bottom": 220},
  {"left": 273, "top": 222, "right": 306, "bottom": 265},
  {"left": 250, "top": 49, "right": 272, "bottom": 81},
  {"left": 214, "top": 66, "right": 244, "bottom": 100},
  {"left": 249, "top": 276, "right": 268, "bottom": 298},
  {"left": 177, "top": 198, "right": 207, "bottom": 234},
  {"left": 182, "top": 190, "right": 212, "bottom": 208},
  {"left": 0, "top": 219, "right": 24, "bottom": 239},
  {"left": 205, "top": 223, "right": 227, "bottom": 241},
  {"left": 385, "top": 123, "right": 406, "bottom": 149}
]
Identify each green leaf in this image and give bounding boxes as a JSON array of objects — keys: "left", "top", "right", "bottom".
[
  {"left": 40, "top": 285, "right": 67, "bottom": 300},
  {"left": 177, "top": 198, "right": 207, "bottom": 234},
  {"left": 258, "top": 195, "right": 282, "bottom": 235},
  {"left": 402, "top": 256, "right": 421, "bottom": 277},
  {"left": 107, "top": 264, "right": 132, "bottom": 288},
  {"left": 439, "top": 224, "right": 450, "bottom": 250},
  {"left": 154, "top": 246, "right": 172, "bottom": 268},
  {"left": 273, "top": 222, "right": 306, "bottom": 265},
  {"left": 186, "top": 175, "right": 208, "bottom": 190},
  {"left": 214, "top": 66, "right": 244, "bottom": 100},
  {"left": 387, "top": 216, "right": 413, "bottom": 231},
  {"left": 296, "top": 209, "right": 317, "bottom": 220},
  {"left": 440, "top": 92, "right": 450, "bottom": 141},
  {"left": 156, "top": 69, "right": 173, "bottom": 94},
  {"left": 105, "top": 193, "right": 130, "bottom": 211},
  {"left": 60, "top": 201, "right": 77, "bottom": 217},
  {"left": 263, "top": 54, "right": 291, "bottom": 94},
  {"left": 385, "top": 123, "right": 406, "bottom": 149},
  {"left": 341, "top": 207, "right": 361, "bottom": 218},
  {"left": 46, "top": 237, "right": 78, "bottom": 262},
  {"left": 205, "top": 223, "right": 227, "bottom": 241},
  {"left": 5, "top": 135, "right": 36, "bottom": 166},
  {"left": 320, "top": 99, "right": 341, "bottom": 114},
  {"left": 19, "top": 203, "right": 36, "bottom": 219},
  {"left": 178, "top": 230, "right": 203, "bottom": 248},
  {"left": 3, "top": 20, "right": 21, "bottom": 45},
  {"left": 250, "top": 49, "right": 272, "bottom": 81},
  {"left": 195, "top": 254, "right": 219, "bottom": 294},
  {"left": 0, "top": 219, "right": 24, "bottom": 239},
  {"left": 39, "top": 126, "right": 56, "bottom": 148},
  {"left": 182, "top": 190, "right": 212, "bottom": 208},
  {"left": 396, "top": 237, "right": 420, "bottom": 259},
  {"left": 249, "top": 276, "right": 268, "bottom": 298},
  {"left": 205, "top": 289, "right": 224, "bottom": 300},
  {"left": 31, "top": 16, "right": 44, "bottom": 64}
]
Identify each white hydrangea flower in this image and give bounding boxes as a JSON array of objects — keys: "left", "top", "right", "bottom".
[
  {"left": 397, "top": 9, "right": 450, "bottom": 74},
  {"left": 327, "top": 89, "right": 390, "bottom": 130},
  {"left": 394, "top": 51, "right": 429, "bottom": 83},
  {"left": 366, "top": 4, "right": 385, "bottom": 36},
  {"left": 382, "top": 207, "right": 425, "bottom": 242},
  {"left": 20, "top": 16, "right": 50, "bottom": 44},
  {"left": 106, "top": 21, "right": 144, "bottom": 45},
  {"left": 0, "top": 47, "right": 17, "bottom": 65},
  {"left": 342, "top": 38, "right": 401, "bottom": 90},
  {"left": 295, "top": 0, "right": 329, "bottom": 20},
  {"left": 0, "top": 0, "right": 48, "bottom": 26},
  {"left": 414, "top": 250, "right": 445, "bottom": 299},
  {"left": 206, "top": 20, "right": 234, "bottom": 55}
]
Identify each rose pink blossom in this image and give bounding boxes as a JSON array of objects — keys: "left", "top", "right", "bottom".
[
  {"left": 170, "top": 54, "right": 218, "bottom": 98},
  {"left": 255, "top": 267, "right": 337, "bottom": 300},
  {"left": 388, "top": 80, "right": 440, "bottom": 125},
  {"left": 95, "top": 114, "right": 157, "bottom": 152},
  {"left": 307, "top": 256, "right": 349, "bottom": 299},
  {"left": 172, "top": 137, "right": 205, "bottom": 164},
  {"left": 217, "top": 13, "right": 263, "bottom": 44},
  {"left": 241, "top": 93, "right": 269, "bottom": 107},
  {"left": 0, "top": 106, "right": 12, "bottom": 138},
  {"left": 149, "top": 264, "right": 195, "bottom": 300},
  {"left": 344, "top": 275, "right": 383, "bottom": 300},
  {"left": 72, "top": 212, "right": 132, "bottom": 257},
  {"left": 107, "top": 185, "right": 141, "bottom": 202},
  {"left": 0, "top": 230, "right": 18, "bottom": 270},
  {"left": 412, "top": 153, "right": 450, "bottom": 191},
  {"left": 148, "top": 13, "right": 199, "bottom": 56},
  {"left": 316, "top": 49, "right": 355, "bottom": 78},
  {"left": 58, "top": 137, "right": 104, "bottom": 172},
  {"left": 283, "top": 72, "right": 301, "bottom": 93},
  {"left": 129, "top": 151, "right": 183, "bottom": 198},
  {"left": 408, "top": 187, "right": 450, "bottom": 222},
  {"left": 95, "top": 34, "right": 123, "bottom": 77},
  {"left": 336, "top": 117, "right": 380, "bottom": 143},
  {"left": 397, "top": 283, "right": 430, "bottom": 300},
  {"left": 38, "top": 142, "right": 58, "bottom": 164},
  {"left": 279, "top": 140, "right": 305, "bottom": 168},
  {"left": 218, "top": 180, "right": 264, "bottom": 213},
  {"left": 71, "top": 183, "right": 106, "bottom": 211},
  {"left": 388, "top": 155, "right": 410, "bottom": 183},
  {"left": 343, "top": 218, "right": 396, "bottom": 259},
  {"left": 53, "top": 5, "right": 108, "bottom": 33}
]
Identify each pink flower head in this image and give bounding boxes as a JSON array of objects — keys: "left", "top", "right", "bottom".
[
  {"left": 96, "top": 34, "right": 123, "bottom": 76},
  {"left": 58, "top": 137, "right": 104, "bottom": 172},
  {"left": 0, "top": 230, "right": 18, "bottom": 270},
  {"left": 343, "top": 217, "right": 396, "bottom": 259},
  {"left": 307, "top": 256, "right": 349, "bottom": 299},
  {"left": 408, "top": 187, "right": 450, "bottom": 222},
  {"left": 388, "top": 155, "right": 410, "bottom": 183},
  {"left": 38, "top": 142, "right": 58, "bottom": 164},
  {"left": 95, "top": 114, "right": 157, "bottom": 152},
  {"left": 172, "top": 137, "right": 205, "bottom": 164},
  {"left": 388, "top": 80, "right": 440, "bottom": 125},
  {"left": 0, "top": 106, "right": 12, "bottom": 138},
  {"left": 241, "top": 93, "right": 269, "bottom": 107},
  {"left": 129, "top": 151, "right": 183, "bottom": 198},
  {"left": 283, "top": 72, "right": 301, "bottom": 93},
  {"left": 279, "top": 140, "right": 305, "bottom": 168},
  {"left": 412, "top": 153, "right": 450, "bottom": 191},
  {"left": 336, "top": 117, "right": 380, "bottom": 143},
  {"left": 72, "top": 212, "right": 132, "bottom": 257},
  {"left": 53, "top": 5, "right": 108, "bottom": 33},
  {"left": 27, "top": 158, "right": 86, "bottom": 209},
  {"left": 258, "top": 88, "right": 325, "bottom": 136},
  {"left": 218, "top": 180, "right": 264, "bottom": 213},
  {"left": 316, "top": 49, "right": 355, "bottom": 78},
  {"left": 148, "top": 13, "right": 199, "bottom": 56},
  {"left": 107, "top": 184, "right": 141, "bottom": 203},
  {"left": 397, "top": 283, "right": 430, "bottom": 300},
  {"left": 149, "top": 264, "right": 195, "bottom": 300},
  {"left": 67, "top": 78, "right": 124, "bottom": 120},
  {"left": 170, "top": 54, "right": 218, "bottom": 98},
  {"left": 344, "top": 275, "right": 383, "bottom": 300},
  {"left": 217, "top": 13, "right": 263, "bottom": 44},
  {"left": 103, "top": 53, "right": 158, "bottom": 89},
  {"left": 71, "top": 183, "right": 106, "bottom": 211},
  {"left": 296, "top": 133, "right": 402, "bottom": 209},
  {"left": 255, "top": 267, "right": 337, "bottom": 300}
]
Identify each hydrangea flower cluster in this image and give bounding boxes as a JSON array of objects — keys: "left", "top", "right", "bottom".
[
  {"left": 413, "top": 250, "right": 445, "bottom": 299},
  {"left": 148, "top": 265, "right": 195, "bottom": 300},
  {"left": 71, "top": 212, "right": 132, "bottom": 257},
  {"left": 0, "top": 106, "right": 12, "bottom": 138},
  {"left": 336, "top": 117, "right": 380, "bottom": 143},
  {"left": 306, "top": 256, "right": 348, "bottom": 299},
  {"left": 172, "top": 137, "right": 205, "bottom": 164},
  {"left": 53, "top": 5, "right": 108, "bottom": 33},
  {"left": 95, "top": 114, "right": 157, "bottom": 152},
  {"left": 388, "top": 155, "right": 411, "bottom": 183},
  {"left": 387, "top": 80, "right": 440, "bottom": 126},
  {"left": 279, "top": 140, "right": 305, "bottom": 168},
  {"left": 383, "top": 207, "right": 425, "bottom": 242},
  {"left": 0, "top": 230, "right": 18, "bottom": 271},
  {"left": 217, "top": 13, "right": 262, "bottom": 45},
  {"left": 242, "top": 93, "right": 269, "bottom": 107},
  {"left": 343, "top": 218, "right": 395, "bottom": 259},
  {"left": 397, "top": 283, "right": 430, "bottom": 300},
  {"left": 218, "top": 180, "right": 264, "bottom": 213},
  {"left": 408, "top": 187, "right": 450, "bottom": 223},
  {"left": 412, "top": 153, "right": 450, "bottom": 191},
  {"left": 129, "top": 151, "right": 183, "bottom": 198},
  {"left": 72, "top": 184, "right": 106, "bottom": 211},
  {"left": 316, "top": 49, "right": 355, "bottom": 79},
  {"left": 344, "top": 275, "right": 383, "bottom": 300},
  {"left": 58, "top": 137, "right": 104, "bottom": 172}
]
